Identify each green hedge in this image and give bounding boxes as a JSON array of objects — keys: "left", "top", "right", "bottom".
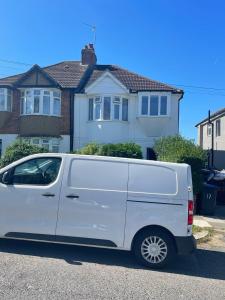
[
  {"left": 153, "top": 135, "right": 207, "bottom": 194},
  {"left": 0, "top": 141, "right": 47, "bottom": 168},
  {"left": 74, "top": 142, "right": 143, "bottom": 159}
]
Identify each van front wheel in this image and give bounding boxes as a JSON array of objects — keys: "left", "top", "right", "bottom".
[{"left": 133, "top": 229, "right": 176, "bottom": 268}]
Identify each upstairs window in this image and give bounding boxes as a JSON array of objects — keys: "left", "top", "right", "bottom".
[
  {"left": 139, "top": 94, "right": 169, "bottom": 117},
  {"left": 216, "top": 119, "right": 221, "bottom": 137},
  {"left": 20, "top": 89, "right": 61, "bottom": 116},
  {"left": 0, "top": 88, "right": 12, "bottom": 112},
  {"left": 88, "top": 96, "right": 128, "bottom": 121},
  {"left": 207, "top": 124, "right": 212, "bottom": 136}
]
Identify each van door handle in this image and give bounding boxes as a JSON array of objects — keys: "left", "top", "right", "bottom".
[
  {"left": 42, "top": 193, "right": 55, "bottom": 197},
  {"left": 66, "top": 194, "right": 79, "bottom": 199}
]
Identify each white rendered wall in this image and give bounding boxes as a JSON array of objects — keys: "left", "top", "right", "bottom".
[{"left": 74, "top": 74, "right": 180, "bottom": 158}]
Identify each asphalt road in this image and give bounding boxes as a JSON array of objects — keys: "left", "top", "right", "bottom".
[{"left": 0, "top": 239, "right": 224, "bottom": 300}]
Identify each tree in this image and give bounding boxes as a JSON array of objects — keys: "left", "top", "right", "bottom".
[{"left": 0, "top": 141, "right": 47, "bottom": 168}]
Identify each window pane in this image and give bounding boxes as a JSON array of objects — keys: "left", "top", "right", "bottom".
[
  {"left": 34, "top": 96, "right": 40, "bottom": 113},
  {"left": 34, "top": 90, "right": 40, "bottom": 96},
  {"left": 7, "top": 93, "right": 12, "bottom": 111},
  {"left": 114, "top": 104, "right": 120, "bottom": 120},
  {"left": 141, "top": 96, "right": 148, "bottom": 115},
  {"left": 53, "top": 91, "right": 60, "bottom": 98},
  {"left": 216, "top": 120, "right": 221, "bottom": 137},
  {"left": 53, "top": 98, "right": 61, "bottom": 115},
  {"left": 42, "top": 139, "right": 50, "bottom": 151},
  {"left": 103, "top": 97, "right": 111, "bottom": 120},
  {"left": 13, "top": 158, "right": 61, "bottom": 185},
  {"left": 43, "top": 95, "right": 50, "bottom": 114},
  {"left": 88, "top": 98, "right": 93, "bottom": 120},
  {"left": 207, "top": 125, "right": 212, "bottom": 136},
  {"left": 0, "top": 94, "right": 5, "bottom": 111},
  {"left": 122, "top": 98, "right": 128, "bottom": 121},
  {"left": 25, "top": 95, "right": 33, "bottom": 114},
  {"left": 150, "top": 96, "right": 159, "bottom": 116},
  {"left": 95, "top": 103, "right": 101, "bottom": 120},
  {"left": 160, "top": 96, "right": 167, "bottom": 115}
]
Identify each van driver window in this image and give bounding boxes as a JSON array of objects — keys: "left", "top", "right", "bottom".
[{"left": 13, "top": 157, "right": 61, "bottom": 185}]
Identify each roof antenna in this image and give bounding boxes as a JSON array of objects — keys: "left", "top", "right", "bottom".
[{"left": 83, "top": 23, "right": 96, "bottom": 46}]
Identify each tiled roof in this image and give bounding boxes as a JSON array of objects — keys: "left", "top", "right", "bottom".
[
  {"left": 0, "top": 61, "right": 182, "bottom": 93},
  {"left": 86, "top": 65, "right": 180, "bottom": 92},
  {"left": 43, "top": 61, "right": 88, "bottom": 88},
  {"left": 0, "top": 73, "right": 23, "bottom": 86},
  {"left": 195, "top": 108, "right": 225, "bottom": 126}
]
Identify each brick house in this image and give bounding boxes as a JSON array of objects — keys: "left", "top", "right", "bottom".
[{"left": 0, "top": 44, "right": 183, "bottom": 158}]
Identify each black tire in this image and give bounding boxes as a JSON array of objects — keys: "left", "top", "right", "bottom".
[{"left": 133, "top": 228, "right": 176, "bottom": 269}]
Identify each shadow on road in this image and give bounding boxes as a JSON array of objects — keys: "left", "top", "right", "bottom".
[{"left": 0, "top": 239, "right": 225, "bottom": 280}]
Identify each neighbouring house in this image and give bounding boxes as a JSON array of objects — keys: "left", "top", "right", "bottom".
[
  {"left": 0, "top": 44, "right": 183, "bottom": 158},
  {"left": 196, "top": 108, "right": 225, "bottom": 170}
]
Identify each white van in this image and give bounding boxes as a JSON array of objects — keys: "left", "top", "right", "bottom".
[{"left": 0, "top": 154, "right": 196, "bottom": 268}]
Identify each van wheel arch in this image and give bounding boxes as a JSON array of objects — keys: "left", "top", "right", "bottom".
[{"left": 131, "top": 225, "right": 177, "bottom": 253}]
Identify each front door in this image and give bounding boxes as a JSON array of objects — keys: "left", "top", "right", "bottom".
[
  {"left": 0, "top": 156, "right": 63, "bottom": 237},
  {"left": 56, "top": 157, "right": 128, "bottom": 248}
]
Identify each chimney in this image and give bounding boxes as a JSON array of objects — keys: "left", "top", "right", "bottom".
[{"left": 81, "top": 44, "right": 97, "bottom": 65}]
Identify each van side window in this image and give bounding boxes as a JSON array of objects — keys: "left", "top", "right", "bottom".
[{"left": 12, "top": 157, "right": 61, "bottom": 185}]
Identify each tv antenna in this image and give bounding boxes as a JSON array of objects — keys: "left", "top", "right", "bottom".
[{"left": 83, "top": 23, "right": 96, "bottom": 46}]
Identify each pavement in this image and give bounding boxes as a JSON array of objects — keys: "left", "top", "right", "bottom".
[{"left": 0, "top": 239, "right": 225, "bottom": 299}]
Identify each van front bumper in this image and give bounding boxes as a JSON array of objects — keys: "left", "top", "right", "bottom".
[{"left": 175, "top": 235, "right": 196, "bottom": 255}]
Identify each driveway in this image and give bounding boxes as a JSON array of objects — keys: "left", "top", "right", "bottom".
[{"left": 0, "top": 239, "right": 225, "bottom": 299}]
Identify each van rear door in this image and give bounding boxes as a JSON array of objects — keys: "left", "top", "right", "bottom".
[{"left": 56, "top": 157, "right": 128, "bottom": 248}]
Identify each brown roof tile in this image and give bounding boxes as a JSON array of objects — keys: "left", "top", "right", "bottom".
[{"left": 0, "top": 61, "right": 182, "bottom": 93}]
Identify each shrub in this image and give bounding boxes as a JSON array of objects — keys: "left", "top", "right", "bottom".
[
  {"left": 0, "top": 141, "right": 47, "bottom": 168},
  {"left": 74, "top": 142, "right": 101, "bottom": 155},
  {"left": 153, "top": 135, "right": 207, "bottom": 194},
  {"left": 99, "top": 143, "right": 143, "bottom": 159},
  {"left": 74, "top": 142, "right": 143, "bottom": 159}
]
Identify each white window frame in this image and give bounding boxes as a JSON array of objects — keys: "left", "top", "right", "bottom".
[
  {"left": 20, "top": 88, "right": 61, "bottom": 117},
  {"left": 215, "top": 119, "right": 221, "bottom": 137},
  {"left": 22, "top": 137, "right": 60, "bottom": 153},
  {"left": 0, "top": 88, "right": 12, "bottom": 112},
  {"left": 207, "top": 124, "right": 212, "bottom": 137},
  {"left": 138, "top": 92, "right": 170, "bottom": 117},
  {"left": 88, "top": 95, "right": 129, "bottom": 122}
]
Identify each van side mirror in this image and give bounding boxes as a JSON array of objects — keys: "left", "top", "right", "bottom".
[{"left": 2, "top": 171, "right": 13, "bottom": 185}]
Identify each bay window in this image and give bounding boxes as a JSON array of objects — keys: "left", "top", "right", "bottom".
[
  {"left": 20, "top": 89, "right": 61, "bottom": 116},
  {"left": 139, "top": 93, "right": 169, "bottom": 117},
  {"left": 88, "top": 95, "right": 129, "bottom": 121},
  {"left": 23, "top": 137, "right": 60, "bottom": 152},
  {"left": 0, "top": 88, "right": 12, "bottom": 112}
]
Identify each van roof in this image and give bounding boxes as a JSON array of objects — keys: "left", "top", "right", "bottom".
[{"left": 16, "top": 153, "right": 189, "bottom": 169}]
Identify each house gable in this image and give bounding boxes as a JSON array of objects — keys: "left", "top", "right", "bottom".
[
  {"left": 14, "top": 64, "right": 60, "bottom": 88},
  {"left": 85, "top": 71, "right": 129, "bottom": 94}
]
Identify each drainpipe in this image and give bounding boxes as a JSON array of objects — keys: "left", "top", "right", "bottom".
[
  {"left": 208, "top": 110, "right": 214, "bottom": 168},
  {"left": 69, "top": 90, "right": 75, "bottom": 152}
]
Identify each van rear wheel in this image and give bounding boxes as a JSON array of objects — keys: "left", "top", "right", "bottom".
[{"left": 133, "top": 229, "right": 176, "bottom": 269}]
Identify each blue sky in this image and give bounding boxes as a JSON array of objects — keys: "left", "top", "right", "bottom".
[{"left": 0, "top": 0, "right": 225, "bottom": 140}]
